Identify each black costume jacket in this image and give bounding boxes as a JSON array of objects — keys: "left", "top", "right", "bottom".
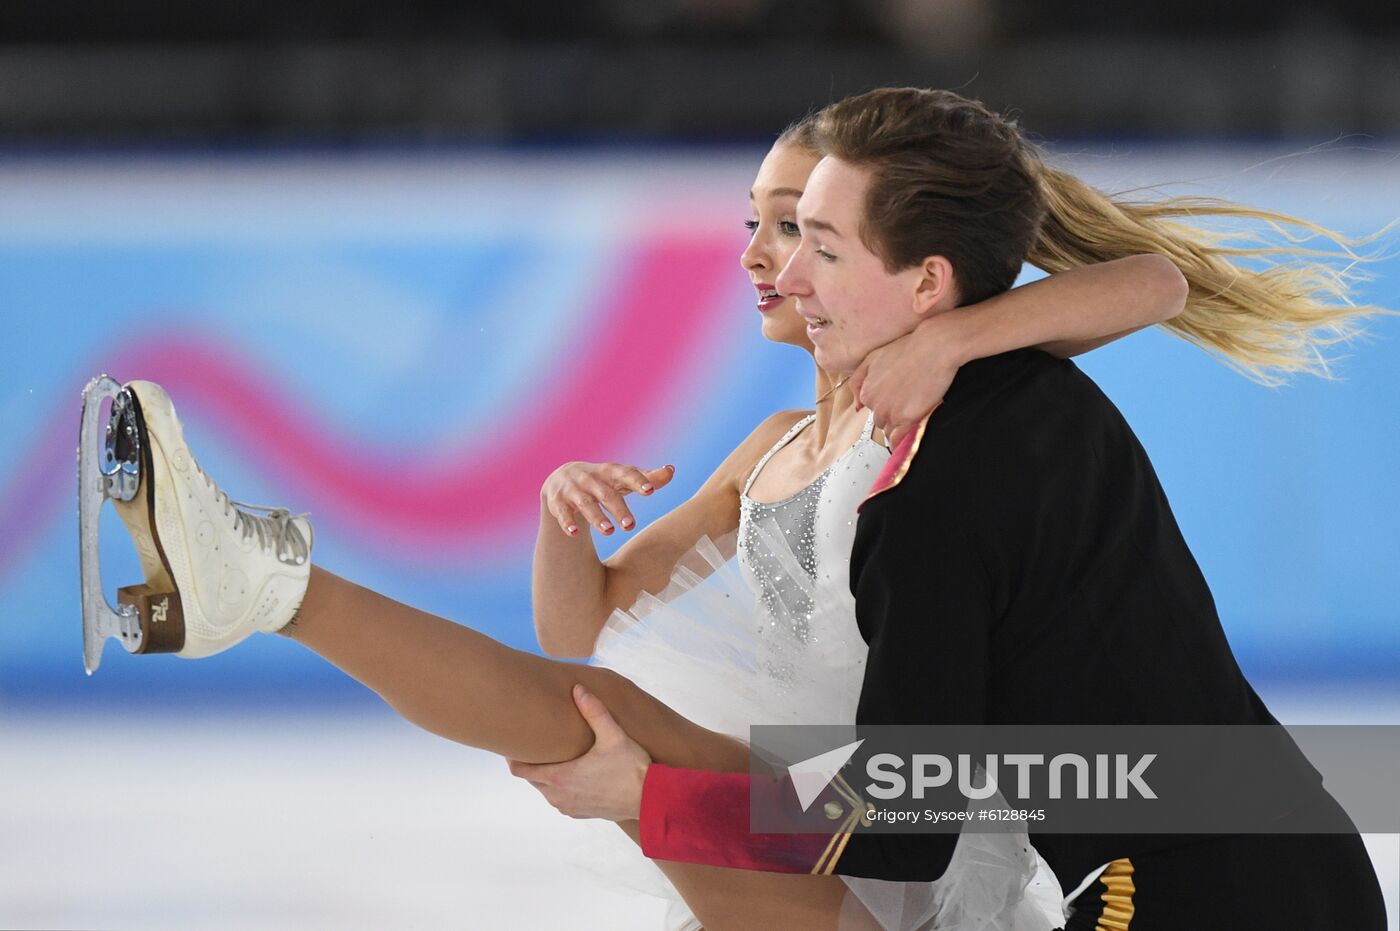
[{"left": 639, "top": 349, "right": 1339, "bottom": 891}]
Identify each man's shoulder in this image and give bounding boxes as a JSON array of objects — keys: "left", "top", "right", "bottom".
[
  {"left": 951, "top": 348, "right": 1109, "bottom": 424},
  {"left": 938, "top": 349, "right": 1113, "bottom": 445},
  {"left": 867, "top": 350, "right": 1123, "bottom": 508}
]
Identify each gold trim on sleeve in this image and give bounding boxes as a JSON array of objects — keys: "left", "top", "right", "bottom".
[
  {"left": 1095, "top": 857, "right": 1136, "bottom": 930},
  {"left": 810, "top": 772, "right": 871, "bottom": 875}
]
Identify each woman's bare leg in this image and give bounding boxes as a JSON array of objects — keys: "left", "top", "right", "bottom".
[
  {"left": 97, "top": 382, "right": 875, "bottom": 928},
  {"left": 284, "top": 568, "right": 877, "bottom": 930},
  {"left": 282, "top": 567, "right": 744, "bottom": 768}
]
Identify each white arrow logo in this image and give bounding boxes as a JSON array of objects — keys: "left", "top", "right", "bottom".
[{"left": 788, "top": 739, "right": 865, "bottom": 811}]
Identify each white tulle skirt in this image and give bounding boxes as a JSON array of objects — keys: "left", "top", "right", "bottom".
[{"left": 572, "top": 531, "right": 1065, "bottom": 931}]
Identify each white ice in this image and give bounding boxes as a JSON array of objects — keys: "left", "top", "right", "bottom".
[{"left": 1, "top": 685, "right": 1395, "bottom": 929}]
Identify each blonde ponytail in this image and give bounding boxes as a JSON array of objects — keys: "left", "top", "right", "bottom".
[{"left": 1029, "top": 162, "right": 1395, "bottom": 384}]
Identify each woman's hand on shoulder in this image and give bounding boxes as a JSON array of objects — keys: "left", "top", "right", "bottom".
[
  {"left": 848, "top": 316, "right": 962, "bottom": 449},
  {"left": 541, "top": 461, "right": 676, "bottom": 538}
]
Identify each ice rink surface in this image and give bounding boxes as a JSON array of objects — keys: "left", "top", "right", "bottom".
[{"left": 1, "top": 684, "right": 1396, "bottom": 930}]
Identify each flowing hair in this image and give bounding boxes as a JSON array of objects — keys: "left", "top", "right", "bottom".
[
  {"left": 797, "top": 87, "right": 1394, "bottom": 384},
  {"left": 1031, "top": 164, "right": 1394, "bottom": 383}
]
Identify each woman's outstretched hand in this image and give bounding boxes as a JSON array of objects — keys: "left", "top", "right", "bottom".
[
  {"left": 847, "top": 316, "right": 961, "bottom": 449},
  {"left": 541, "top": 462, "right": 676, "bottom": 538},
  {"left": 508, "top": 685, "right": 652, "bottom": 822}
]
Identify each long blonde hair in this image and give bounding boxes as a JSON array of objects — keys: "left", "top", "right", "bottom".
[
  {"left": 1031, "top": 163, "right": 1394, "bottom": 384},
  {"left": 807, "top": 87, "right": 1394, "bottom": 385}
]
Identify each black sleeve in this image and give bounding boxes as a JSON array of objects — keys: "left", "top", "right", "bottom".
[
  {"left": 850, "top": 485, "right": 996, "bottom": 727},
  {"left": 832, "top": 456, "right": 1002, "bottom": 881}
]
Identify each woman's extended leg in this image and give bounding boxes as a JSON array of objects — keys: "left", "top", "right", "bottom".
[
  {"left": 283, "top": 567, "right": 747, "bottom": 769},
  {"left": 103, "top": 378, "right": 740, "bottom": 766},
  {"left": 96, "top": 380, "right": 873, "bottom": 929},
  {"left": 287, "top": 568, "right": 878, "bottom": 930}
]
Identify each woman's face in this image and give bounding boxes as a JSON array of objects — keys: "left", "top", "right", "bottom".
[{"left": 740, "top": 142, "right": 822, "bottom": 351}]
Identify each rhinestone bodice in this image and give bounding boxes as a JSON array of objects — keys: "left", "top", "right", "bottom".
[{"left": 738, "top": 411, "right": 888, "bottom": 706}]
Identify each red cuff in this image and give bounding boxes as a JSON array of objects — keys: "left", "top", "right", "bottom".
[{"left": 639, "top": 764, "right": 844, "bottom": 874}]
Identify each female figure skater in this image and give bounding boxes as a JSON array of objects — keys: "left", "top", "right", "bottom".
[
  {"left": 526, "top": 115, "right": 1189, "bottom": 931},
  {"left": 92, "top": 90, "right": 1381, "bottom": 929}
]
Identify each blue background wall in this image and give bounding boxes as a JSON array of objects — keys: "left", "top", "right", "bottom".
[{"left": 1, "top": 144, "right": 1396, "bottom": 709}]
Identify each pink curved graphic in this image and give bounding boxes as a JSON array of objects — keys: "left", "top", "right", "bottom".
[{"left": 0, "top": 235, "right": 742, "bottom": 576}]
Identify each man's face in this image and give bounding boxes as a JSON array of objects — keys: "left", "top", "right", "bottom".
[{"left": 775, "top": 156, "right": 928, "bottom": 374}]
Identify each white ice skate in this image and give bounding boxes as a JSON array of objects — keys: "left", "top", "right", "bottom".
[{"left": 78, "top": 375, "right": 313, "bottom": 673}]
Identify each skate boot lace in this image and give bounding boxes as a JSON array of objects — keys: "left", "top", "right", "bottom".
[{"left": 194, "top": 463, "right": 310, "bottom": 565}]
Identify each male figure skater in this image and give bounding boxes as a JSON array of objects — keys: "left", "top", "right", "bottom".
[{"left": 515, "top": 135, "right": 1387, "bottom": 929}]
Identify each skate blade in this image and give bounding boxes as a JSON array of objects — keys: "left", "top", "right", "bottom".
[{"left": 78, "top": 375, "right": 186, "bottom": 674}]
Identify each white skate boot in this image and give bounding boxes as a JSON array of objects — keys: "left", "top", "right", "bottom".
[{"left": 78, "top": 375, "right": 313, "bottom": 673}]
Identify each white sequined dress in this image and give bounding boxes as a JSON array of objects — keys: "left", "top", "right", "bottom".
[{"left": 580, "top": 412, "right": 1066, "bottom": 930}]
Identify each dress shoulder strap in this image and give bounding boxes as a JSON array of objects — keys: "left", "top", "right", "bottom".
[
  {"left": 859, "top": 409, "right": 877, "bottom": 443},
  {"left": 742, "top": 413, "right": 815, "bottom": 497}
]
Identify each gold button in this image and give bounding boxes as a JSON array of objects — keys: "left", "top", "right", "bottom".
[{"left": 823, "top": 801, "right": 845, "bottom": 821}]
